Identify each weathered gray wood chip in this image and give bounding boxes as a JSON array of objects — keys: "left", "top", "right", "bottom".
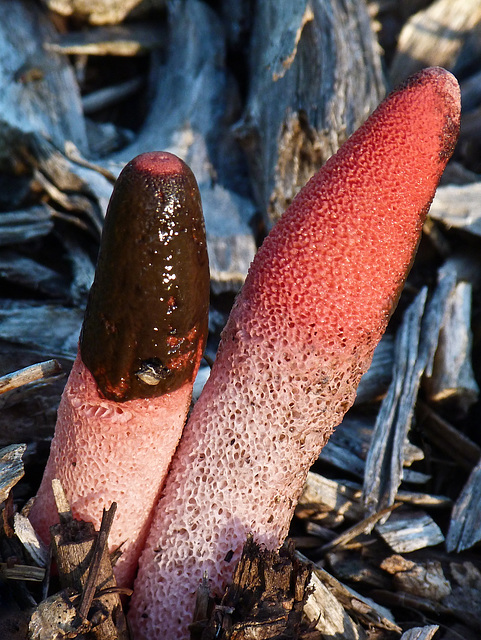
[
  {"left": 0, "top": 301, "right": 82, "bottom": 360},
  {"left": 0, "top": 251, "right": 68, "bottom": 298},
  {"left": 42, "top": 0, "right": 166, "bottom": 25},
  {"left": 0, "top": 0, "right": 87, "bottom": 167},
  {"left": 14, "top": 513, "right": 49, "bottom": 569},
  {"left": 429, "top": 183, "right": 481, "bottom": 236},
  {"left": 376, "top": 510, "right": 445, "bottom": 553},
  {"left": 298, "top": 471, "right": 364, "bottom": 523},
  {"left": 303, "top": 568, "right": 365, "bottom": 639},
  {"left": 446, "top": 456, "right": 481, "bottom": 552},
  {"left": 0, "top": 207, "right": 54, "bottom": 246},
  {"left": 303, "top": 562, "right": 401, "bottom": 634},
  {"left": 355, "top": 335, "right": 394, "bottom": 405},
  {"left": 45, "top": 22, "right": 165, "bottom": 56},
  {"left": 390, "top": 0, "right": 481, "bottom": 85},
  {"left": 400, "top": 626, "right": 439, "bottom": 640},
  {"left": 363, "top": 267, "right": 456, "bottom": 514},
  {"left": 425, "top": 281, "right": 479, "bottom": 414},
  {"left": 238, "top": 0, "right": 385, "bottom": 227},
  {"left": 0, "top": 443, "right": 25, "bottom": 504}
]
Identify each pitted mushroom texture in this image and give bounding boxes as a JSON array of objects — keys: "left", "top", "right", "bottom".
[
  {"left": 129, "top": 68, "right": 460, "bottom": 639},
  {"left": 30, "top": 353, "right": 197, "bottom": 586}
]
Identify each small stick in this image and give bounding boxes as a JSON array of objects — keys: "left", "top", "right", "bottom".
[
  {"left": 50, "top": 482, "right": 129, "bottom": 639},
  {"left": 78, "top": 503, "right": 117, "bottom": 620},
  {"left": 0, "top": 360, "right": 62, "bottom": 395}
]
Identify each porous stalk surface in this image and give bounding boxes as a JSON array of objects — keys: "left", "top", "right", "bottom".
[
  {"left": 29, "top": 352, "right": 196, "bottom": 586},
  {"left": 129, "top": 67, "right": 460, "bottom": 638}
]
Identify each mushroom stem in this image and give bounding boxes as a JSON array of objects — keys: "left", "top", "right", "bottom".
[
  {"left": 128, "top": 68, "right": 460, "bottom": 637},
  {"left": 29, "top": 152, "right": 209, "bottom": 586}
]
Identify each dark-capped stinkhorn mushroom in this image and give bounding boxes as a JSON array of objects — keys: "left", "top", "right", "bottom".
[
  {"left": 29, "top": 152, "right": 209, "bottom": 586},
  {"left": 128, "top": 68, "right": 460, "bottom": 637}
]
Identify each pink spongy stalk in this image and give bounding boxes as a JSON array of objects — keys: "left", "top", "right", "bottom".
[
  {"left": 129, "top": 67, "right": 460, "bottom": 637},
  {"left": 29, "top": 349, "right": 200, "bottom": 586}
]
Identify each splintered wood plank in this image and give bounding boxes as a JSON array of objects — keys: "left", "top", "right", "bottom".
[{"left": 363, "top": 268, "right": 456, "bottom": 514}]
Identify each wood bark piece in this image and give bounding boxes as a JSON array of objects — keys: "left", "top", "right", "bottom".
[
  {"left": 303, "top": 568, "right": 365, "bottom": 639},
  {"left": 42, "top": 0, "right": 166, "bottom": 25},
  {"left": 390, "top": 560, "right": 451, "bottom": 601},
  {"left": 113, "top": 0, "right": 257, "bottom": 293},
  {"left": 0, "top": 444, "right": 26, "bottom": 505},
  {"left": 363, "top": 268, "right": 456, "bottom": 515},
  {"left": 0, "top": 0, "right": 87, "bottom": 170},
  {"left": 400, "top": 627, "right": 439, "bottom": 640},
  {"left": 443, "top": 561, "right": 481, "bottom": 629},
  {"left": 297, "top": 471, "right": 364, "bottom": 525},
  {"left": 0, "top": 251, "right": 69, "bottom": 299},
  {"left": 82, "top": 78, "right": 146, "bottom": 115},
  {"left": 354, "top": 336, "right": 394, "bottom": 405},
  {"left": 319, "top": 414, "right": 427, "bottom": 482},
  {"left": 419, "top": 403, "right": 481, "bottom": 472},
  {"left": 45, "top": 23, "right": 165, "bottom": 56},
  {"left": 29, "top": 589, "right": 92, "bottom": 640},
  {"left": 424, "top": 281, "right": 479, "bottom": 414},
  {"left": 390, "top": 0, "right": 481, "bottom": 85},
  {"left": 376, "top": 510, "right": 445, "bottom": 553},
  {"left": 326, "top": 547, "right": 391, "bottom": 590},
  {"left": 429, "top": 182, "right": 481, "bottom": 236},
  {"left": 446, "top": 456, "right": 481, "bottom": 552},
  {"left": 396, "top": 490, "right": 451, "bottom": 509},
  {"left": 0, "top": 563, "right": 45, "bottom": 582},
  {"left": 0, "top": 302, "right": 83, "bottom": 361},
  {"left": 238, "top": 0, "right": 385, "bottom": 227},
  {"left": 306, "top": 563, "right": 402, "bottom": 634},
  {"left": 0, "top": 207, "right": 54, "bottom": 246},
  {"left": 318, "top": 414, "right": 375, "bottom": 481},
  {"left": 13, "top": 513, "right": 49, "bottom": 570},
  {"left": 194, "top": 538, "right": 312, "bottom": 640}
]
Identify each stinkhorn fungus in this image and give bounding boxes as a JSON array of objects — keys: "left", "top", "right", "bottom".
[
  {"left": 129, "top": 68, "right": 460, "bottom": 637},
  {"left": 29, "top": 152, "right": 210, "bottom": 586}
]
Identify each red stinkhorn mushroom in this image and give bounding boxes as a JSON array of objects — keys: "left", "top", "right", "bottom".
[
  {"left": 29, "top": 152, "right": 209, "bottom": 586},
  {"left": 129, "top": 68, "right": 460, "bottom": 637}
]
